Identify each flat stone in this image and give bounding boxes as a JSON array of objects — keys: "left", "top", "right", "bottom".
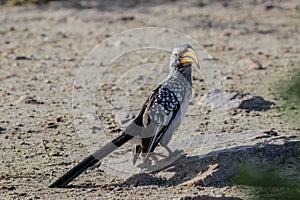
[{"left": 199, "top": 89, "right": 274, "bottom": 111}]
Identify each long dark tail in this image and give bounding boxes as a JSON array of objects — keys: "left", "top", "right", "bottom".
[{"left": 49, "top": 133, "right": 133, "bottom": 188}]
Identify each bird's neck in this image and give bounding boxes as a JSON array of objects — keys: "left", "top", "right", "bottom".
[{"left": 170, "top": 67, "right": 192, "bottom": 85}]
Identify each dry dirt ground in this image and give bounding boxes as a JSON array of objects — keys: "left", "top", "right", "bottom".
[{"left": 0, "top": 0, "right": 300, "bottom": 199}]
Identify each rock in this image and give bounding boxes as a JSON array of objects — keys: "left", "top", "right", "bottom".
[
  {"left": 120, "top": 16, "right": 135, "bottom": 21},
  {"left": 237, "top": 58, "right": 264, "bottom": 70},
  {"left": 183, "top": 164, "right": 219, "bottom": 186},
  {"left": 56, "top": 116, "right": 63, "bottom": 122},
  {"left": 2, "top": 186, "right": 16, "bottom": 191},
  {"left": 15, "top": 95, "right": 44, "bottom": 105},
  {"left": 49, "top": 151, "right": 61, "bottom": 157},
  {"left": 124, "top": 173, "right": 163, "bottom": 186},
  {"left": 16, "top": 122, "right": 24, "bottom": 127},
  {"left": 198, "top": 89, "right": 274, "bottom": 111},
  {"left": 15, "top": 56, "right": 30, "bottom": 60},
  {"left": 0, "top": 127, "right": 5, "bottom": 134},
  {"left": 265, "top": 4, "right": 275, "bottom": 10},
  {"left": 114, "top": 110, "right": 138, "bottom": 127},
  {"left": 46, "top": 122, "right": 58, "bottom": 129}
]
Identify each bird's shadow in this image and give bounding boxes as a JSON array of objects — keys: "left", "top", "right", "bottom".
[
  {"left": 238, "top": 96, "right": 274, "bottom": 112},
  {"left": 61, "top": 136, "right": 297, "bottom": 189},
  {"left": 127, "top": 136, "right": 298, "bottom": 187}
]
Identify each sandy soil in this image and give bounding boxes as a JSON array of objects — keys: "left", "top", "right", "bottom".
[{"left": 0, "top": 0, "right": 299, "bottom": 199}]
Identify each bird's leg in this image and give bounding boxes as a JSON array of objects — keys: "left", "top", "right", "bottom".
[
  {"left": 148, "top": 152, "right": 159, "bottom": 162},
  {"left": 132, "top": 145, "right": 141, "bottom": 165},
  {"left": 164, "top": 145, "right": 173, "bottom": 155}
]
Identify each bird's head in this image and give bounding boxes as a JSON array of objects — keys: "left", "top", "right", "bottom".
[{"left": 169, "top": 44, "right": 199, "bottom": 74}]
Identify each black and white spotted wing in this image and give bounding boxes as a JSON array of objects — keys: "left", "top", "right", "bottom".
[{"left": 140, "top": 86, "right": 181, "bottom": 154}]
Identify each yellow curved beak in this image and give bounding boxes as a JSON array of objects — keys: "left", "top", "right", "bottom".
[{"left": 180, "top": 48, "right": 199, "bottom": 67}]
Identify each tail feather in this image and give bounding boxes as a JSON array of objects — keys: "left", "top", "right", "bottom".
[{"left": 49, "top": 133, "right": 133, "bottom": 188}]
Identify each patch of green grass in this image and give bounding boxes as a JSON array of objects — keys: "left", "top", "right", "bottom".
[
  {"left": 276, "top": 70, "right": 300, "bottom": 102},
  {"left": 277, "top": 69, "right": 300, "bottom": 102},
  {"left": 271, "top": 65, "right": 300, "bottom": 129},
  {"left": 247, "top": 65, "right": 300, "bottom": 199},
  {"left": 230, "top": 164, "right": 294, "bottom": 187},
  {"left": 230, "top": 160, "right": 300, "bottom": 200}
]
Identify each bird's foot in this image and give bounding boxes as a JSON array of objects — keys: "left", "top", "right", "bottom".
[
  {"left": 164, "top": 145, "right": 184, "bottom": 159},
  {"left": 136, "top": 159, "right": 152, "bottom": 172}
]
